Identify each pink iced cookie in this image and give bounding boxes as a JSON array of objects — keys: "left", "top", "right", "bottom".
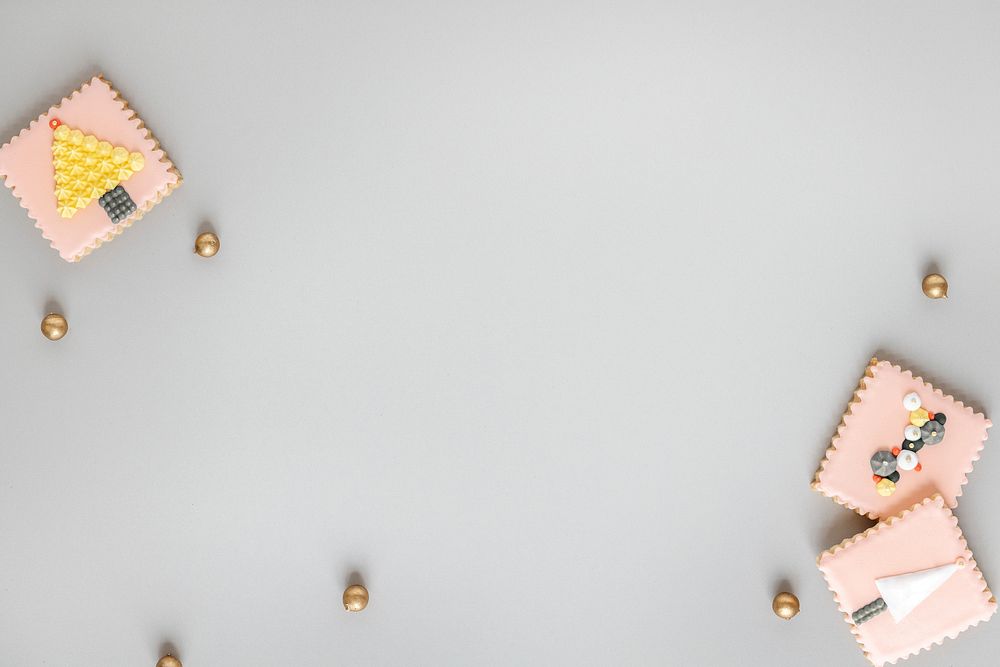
[
  {"left": 818, "top": 496, "right": 995, "bottom": 666},
  {"left": 0, "top": 75, "right": 181, "bottom": 262},
  {"left": 813, "top": 358, "right": 990, "bottom": 519}
]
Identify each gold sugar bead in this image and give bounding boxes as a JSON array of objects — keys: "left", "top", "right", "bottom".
[
  {"left": 156, "top": 656, "right": 182, "bottom": 667},
  {"left": 194, "top": 232, "right": 220, "bottom": 258},
  {"left": 922, "top": 273, "right": 948, "bottom": 299},
  {"left": 772, "top": 592, "right": 800, "bottom": 620},
  {"left": 40, "top": 313, "right": 68, "bottom": 341},
  {"left": 909, "top": 408, "right": 929, "bottom": 427},
  {"left": 876, "top": 478, "right": 896, "bottom": 496},
  {"left": 343, "top": 584, "right": 369, "bottom": 612}
]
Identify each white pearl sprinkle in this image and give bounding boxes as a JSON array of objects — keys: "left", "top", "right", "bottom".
[
  {"left": 904, "top": 425, "right": 922, "bottom": 442},
  {"left": 903, "top": 392, "right": 922, "bottom": 411},
  {"left": 896, "top": 450, "right": 919, "bottom": 471}
]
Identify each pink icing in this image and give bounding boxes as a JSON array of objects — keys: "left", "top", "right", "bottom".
[
  {"left": 818, "top": 497, "right": 995, "bottom": 666},
  {"left": 0, "top": 76, "right": 178, "bottom": 261},
  {"left": 815, "top": 361, "right": 990, "bottom": 519}
]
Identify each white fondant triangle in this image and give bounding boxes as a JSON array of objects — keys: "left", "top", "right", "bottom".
[{"left": 875, "top": 563, "right": 959, "bottom": 622}]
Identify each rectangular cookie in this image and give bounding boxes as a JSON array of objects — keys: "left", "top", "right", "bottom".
[
  {"left": 813, "top": 358, "right": 990, "bottom": 519},
  {"left": 0, "top": 75, "right": 181, "bottom": 261},
  {"left": 818, "top": 496, "right": 995, "bottom": 666}
]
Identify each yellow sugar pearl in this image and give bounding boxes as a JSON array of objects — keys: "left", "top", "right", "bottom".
[
  {"left": 876, "top": 478, "right": 896, "bottom": 497},
  {"left": 82, "top": 135, "right": 98, "bottom": 151},
  {"left": 129, "top": 152, "right": 145, "bottom": 172},
  {"left": 53, "top": 124, "right": 70, "bottom": 141},
  {"left": 97, "top": 141, "right": 113, "bottom": 157},
  {"left": 111, "top": 146, "right": 129, "bottom": 164},
  {"left": 910, "top": 408, "right": 930, "bottom": 427},
  {"left": 69, "top": 129, "right": 84, "bottom": 145}
]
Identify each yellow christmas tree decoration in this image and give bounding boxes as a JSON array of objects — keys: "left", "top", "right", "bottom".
[{"left": 50, "top": 121, "right": 144, "bottom": 218}]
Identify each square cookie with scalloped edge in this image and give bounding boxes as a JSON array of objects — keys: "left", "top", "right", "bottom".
[
  {"left": 813, "top": 358, "right": 990, "bottom": 520},
  {"left": 818, "top": 496, "right": 995, "bottom": 666},
  {"left": 0, "top": 75, "right": 181, "bottom": 262}
]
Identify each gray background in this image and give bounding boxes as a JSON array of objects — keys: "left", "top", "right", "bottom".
[{"left": 1, "top": 1, "right": 1000, "bottom": 665}]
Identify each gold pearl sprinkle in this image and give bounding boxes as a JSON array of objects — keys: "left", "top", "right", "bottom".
[
  {"left": 194, "top": 232, "right": 220, "bottom": 258},
  {"left": 40, "top": 313, "right": 68, "bottom": 341},
  {"left": 772, "top": 592, "right": 800, "bottom": 620},
  {"left": 343, "top": 584, "right": 369, "bottom": 612},
  {"left": 922, "top": 273, "right": 948, "bottom": 299}
]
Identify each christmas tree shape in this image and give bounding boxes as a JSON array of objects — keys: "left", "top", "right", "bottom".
[
  {"left": 850, "top": 559, "right": 963, "bottom": 625},
  {"left": 876, "top": 561, "right": 960, "bottom": 621},
  {"left": 50, "top": 119, "right": 144, "bottom": 218}
]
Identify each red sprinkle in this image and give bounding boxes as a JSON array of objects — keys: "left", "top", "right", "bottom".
[
  {"left": 49, "top": 118, "right": 61, "bottom": 129},
  {"left": 915, "top": 463, "right": 922, "bottom": 472},
  {"left": 872, "top": 474, "right": 882, "bottom": 482},
  {"left": 892, "top": 447, "right": 901, "bottom": 456},
  {"left": 928, "top": 412, "right": 935, "bottom": 420}
]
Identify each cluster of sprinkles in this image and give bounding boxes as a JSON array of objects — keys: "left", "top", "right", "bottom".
[{"left": 869, "top": 392, "right": 947, "bottom": 497}]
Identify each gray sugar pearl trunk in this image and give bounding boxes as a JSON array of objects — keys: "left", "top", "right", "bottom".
[
  {"left": 851, "top": 597, "right": 887, "bottom": 625},
  {"left": 98, "top": 185, "right": 138, "bottom": 224}
]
